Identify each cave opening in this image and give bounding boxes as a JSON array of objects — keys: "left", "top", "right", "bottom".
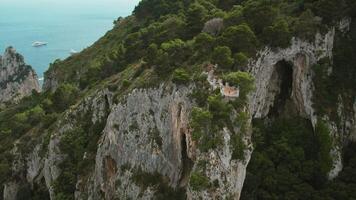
[
  {"left": 242, "top": 57, "right": 338, "bottom": 199},
  {"left": 179, "top": 132, "right": 194, "bottom": 187},
  {"left": 268, "top": 60, "right": 294, "bottom": 118}
]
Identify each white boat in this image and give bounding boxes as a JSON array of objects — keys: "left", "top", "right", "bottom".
[
  {"left": 70, "top": 49, "right": 78, "bottom": 55},
  {"left": 32, "top": 41, "right": 47, "bottom": 47}
]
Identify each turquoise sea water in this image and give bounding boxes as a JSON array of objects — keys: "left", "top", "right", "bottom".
[{"left": 0, "top": 0, "right": 140, "bottom": 80}]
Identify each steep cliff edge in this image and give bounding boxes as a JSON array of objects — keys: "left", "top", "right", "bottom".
[
  {"left": 0, "top": 47, "right": 41, "bottom": 104},
  {"left": 1, "top": 1, "right": 356, "bottom": 200}
]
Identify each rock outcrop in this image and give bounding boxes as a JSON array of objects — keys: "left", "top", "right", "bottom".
[
  {"left": 247, "top": 21, "right": 356, "bottom": 180},
  {"left": 3, "top": 81, "right": 251, "bottom": 200},
  {"left": 0, "top": 47, "right": 41, "bottom": 104},
  {"left": 248, "top": 29, "right": 335, "bottom": 122},
  {"left": 2, "top": 18, "right": 356, "bottom": 200}
]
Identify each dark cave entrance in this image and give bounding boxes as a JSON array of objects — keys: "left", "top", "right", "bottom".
[
  {"left": 268, "top": 60, "right": 294, "bottom": 118},
  {"left": 241, "top": 58, "right": 336, "bottom": 199},
  {"left": 179, "top": 133, "right": 194, "bottom": 187}
]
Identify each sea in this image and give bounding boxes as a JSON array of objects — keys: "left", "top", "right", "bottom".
[{"left": 0, "top": 0, "right": 140, "bottom": 82}]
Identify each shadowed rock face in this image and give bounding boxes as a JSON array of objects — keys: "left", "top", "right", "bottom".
[{"left": 0, "top": 47, "right": 40, "bottom": 104}]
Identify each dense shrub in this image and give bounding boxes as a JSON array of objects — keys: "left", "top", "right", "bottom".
[
  {"left": 193, "top": 33, "right": 215, "bottom": 59},
  {"left": 211, "top": 46, "right": 234, "bottom": 69},
  {"left": 241, "top": 117, "right": 333, "bottom": 199},
  {"left": 186, "top": 2, "right": 208, "bottom": 37},
  {"left": 262, "top": 18, "right": 292, "bottom": 48},
  {"left": 243, "top": 1, "right": 279, "bottom": 34},
  {"left": 220, "top": 24, "right": 258, "bottom": 55},
  {"left": 172, "top": 68, "right": 190, "bottom": 84},
  {"left": 233, "top": 52, "right": 249, "bottom": 71},
  {"left": 52, "top": 84, "right": 79, "bottom": 112},
  {"left": 223, "top": 71, "right": 255, "bottom": 99},
  {"left": 293, "top": 9, "right": 320, "bottom": 41}
]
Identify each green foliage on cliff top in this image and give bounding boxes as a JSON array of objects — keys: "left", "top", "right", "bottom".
[{"left": 44, "top": 0, "right": 355, "bottom": 92}]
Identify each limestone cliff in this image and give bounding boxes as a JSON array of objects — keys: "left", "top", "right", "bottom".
[
  {"left": 0, "top": 47, "right": 41, "bottom": 104},
  {"left": 247, "top": 20, "right": 356, "bottom": 180},
  {"left": 1, "top": 5, "right": 356, "bottom": 199},
  {"left": 3, "top": 24, "right": 356, "bottom": 200}
]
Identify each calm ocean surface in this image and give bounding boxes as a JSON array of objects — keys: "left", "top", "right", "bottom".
[{"left": 0, "top": 0, "right": 139, "bottom": 81}]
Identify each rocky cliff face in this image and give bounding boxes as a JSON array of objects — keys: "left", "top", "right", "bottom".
[
  {"left": 247, "top": 21, "right": 356, "bottom": 180},
  {"left": 0, "top": 47, "right": 41, "bottom": 104},
  {"left": 2, "top": 21, "right": 356, "bottom": 200},
  {"left": 248, "top": 29, "right": 335, "bottom": 122},
  {"left": 2, "top": 80, "right": 251, "bottom": 199}
]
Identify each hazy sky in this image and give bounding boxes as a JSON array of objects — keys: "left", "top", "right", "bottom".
[{"left": 0, "top": 0, "right": 141, "bottom": 16}]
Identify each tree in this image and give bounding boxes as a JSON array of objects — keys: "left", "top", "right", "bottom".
[
  {"left": 194, "top": 33, "right": 215, "bottom": 58},
  {"left": 211, "top": 46, "right": 234, "bottom": 69},
  {"left": 186, "top": 2, "right": 208, "bottom": 37},
  {"left": 312, "top": 0, "right": 347, "bottom": 23},
  {"left": 161, "top": 39, "right": 188, "bottom": 66},
  {"left": 172, "top": 68, "right": 190, "bottom": 84},
  {"left": 154, "top": 39, "right": 190, "bottom": 75},
  {"left": 218, "top": 0, "right": 240, "bottom": 11},
  {"left": 315, "top": 121, "right": 333, "bottom": 177},
  {"left": 207, "top": 94, "right": 232, "bottom": 122},
  {"left": 28, "top": 105, "right": 45, "bottom": 125},
  {"left": 262, "top": 18, "right": 292, "bottom": 48},
  {"left": 224, "top": 5, "right": 244, "bottom": 27},
  {"left": 293, "top": 9, "right": 320, "bottom": 41},
  {"left": 234, "top": 52, "right": 249, "bottom": 71},
  {"left": 243, "top": 1, "right": 279, "bottom": 34},
  {"left": 223, "top": 71, "right": 255, "bottom": 98},
  {"left": 124, "top": 32, "right": 144, "bottom": 62},
  {"left": 159, "top": 15, "right": 187, "bottom": 41},
  {"left": 191, "top": 108, "right": 213, "bottom": 129},
  {"left": 145, "top": 43, "right": 159, "bottom": 66},
  {"left": 220, "top": 24, "right": 257, "bottom": 55},
  {"left": 52, "top": 84, "right": 79, "bottom": 112},
  {"left": 190, "top": 107, "right": 213, "bottom": 141},
  {"left": 161, "top": 39, "right": 186, "bottom": 59},
  {"left": 133, "top": 0, "right": 184, "bottom": 21}
]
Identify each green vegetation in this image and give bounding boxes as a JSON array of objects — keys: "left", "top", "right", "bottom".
[
  {"left": 190, "top": 171, "right": 210, "bottom": 191},
  {"left": 172, "top": 68, "right": 190, "bottom": 84},
  {"left": 190, "top": 106, "right": 222, "bottom": 152},
  {"left": 132, "top": 167, "right": 186, "bottom": 200},
  {"left": 262, "top": 18, "right": 292, "bottom": 48},
  {"left": 52, "top": 84, "right": 79, "bottom": 112},
  {"left": 241, "top": 118, "right": 335, "bottom": 199},
  {"left": 243, "top": 118, "right": 356, "bottom": 199},
  {"left": 211, "top": 46, "right": 234, "bottom": 69},
  {"left": 231, "top": 112, "right": 249, "bottom": 160},
  {"left": 0, "top": 0, "right": 355, "bottom": 198},
  {"left": 313, "top": 18, "right": 356, "bottom": 123},
  {"left": 0, "top": 90, "right": 73, "bottom": 193},
  {"left": 233, "top": 52, "right": 249, "bottom": 71},
  {"left": 190, "top": 70, "right": 254, "bottom": 153},
  {"left": 220, "top": 24, "right": 257, "bottom": 55},
  {"left": 43, "top": 0, "right": 355, "bottom": 92},
  {"left": 53, "top": 114, "right": 107, "bottom": 199},
  {"left": 223, "top": 71, "right": 254, "bottom": 100}
]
